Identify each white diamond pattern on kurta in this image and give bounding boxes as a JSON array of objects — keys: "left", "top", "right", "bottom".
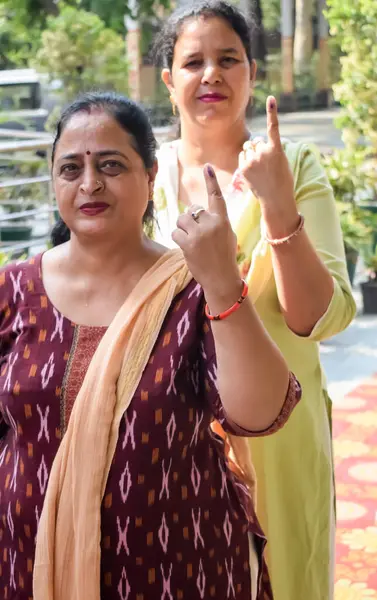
[
  {"left": 119, "top": 462, "right": 132, "bottom": 504},
  {"left": 7, "top": 501, "right": 14, "bottom": 539},
  {"left": 196, "top": 558, "right": 206, "bottom": 599},
  {"left": 177, "top": 310, "right": 190, "bottom": 346},
  {"left": 37, "top": 455, "right": 49, "bottom": 495},
  {"left": 9, "top": 548, "right": 17, "bottom": 590},
  {"left": 12, "top": 311, "right": 23, "bottom": 337},
  {"left": 158, "top": 512, "right": 169, "bottom": 554},
  {"left": 41, "top": 352, "right": 55, "bottom": 390},
  {"left": 117, "top": 567, "right": 131, "bottom": 600},
  {"left": 223, "top": 511, "right": 233, "bottom": 547},
  {"left": 191, "top": 455, "right": 201, "bottom": 496},
  {"left": 166, "top": 412, "right": 176, "bottom": 449}
]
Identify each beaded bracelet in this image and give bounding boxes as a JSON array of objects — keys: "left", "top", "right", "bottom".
[
  {"left": 265, "top": 213, "right": 305, "bottom": 246},
  {"left": 205, "top": 280, "right": 249, "bottom": 321}
]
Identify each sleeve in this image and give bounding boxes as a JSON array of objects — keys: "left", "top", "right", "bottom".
[
  {"left": 199, "top": 317, "right": 302, "bottom": 438},
  {"left": 291, "top": 143, "right": 357, "bottom": 341},
  {"left": 0, "top": 262, "right": 18, "bottom": 437}
]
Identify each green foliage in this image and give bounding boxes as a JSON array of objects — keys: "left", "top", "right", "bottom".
[
  {"left": 77, "top": 0, "right": 171, "bottom": 34},
  {"left": 326, "top": 0, "right": 377, "bottom": 149},
  {"left": 336, "top": 204, "right": 372, "bottom": 252},
  {"left": 322, "top": 147, "right": 376, "bottom": 205},
  {"left": 0, "top": 251, "right": 10, "bottom": 267},
  {"left": 363, "top": 248, "right": 377, "bottom": 277},
  {"left": 322, "top": 147, "right": 377, "bottom": 254},
  {"left": 0, "top": 0, "right": 45, "bottom": 67},
  {"left": 33, "top": 6, "right": 129, "bottom": 103},
  {"left": 260, "top": 0, "right": 281, "bottom": 32}
]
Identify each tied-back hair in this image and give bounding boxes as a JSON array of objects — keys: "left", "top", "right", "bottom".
[
  {"left": 152, "top": 0, "right": 256, "bottom": 70},
  {"left": 152, "top": 0, "right": 257, "bottom": 139},
  {"left": 51, "top": 91, "right": 157, "bottom": 246}
]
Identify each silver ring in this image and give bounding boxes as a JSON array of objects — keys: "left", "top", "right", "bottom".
[{"left": 191, "top": 208, "right": 206, "bottom": 222}]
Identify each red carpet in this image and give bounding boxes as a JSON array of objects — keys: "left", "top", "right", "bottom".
[{"left": 334, "top": 374, "right": 377, "bottom": 598}]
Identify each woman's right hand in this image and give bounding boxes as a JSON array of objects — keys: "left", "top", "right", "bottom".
[{"left": 172, "top": 164, "right": 242, "bottom": 302}]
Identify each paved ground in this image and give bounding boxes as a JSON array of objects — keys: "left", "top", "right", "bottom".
[{"left": 250, "top": 107, "right": 344, "bottom": 152}]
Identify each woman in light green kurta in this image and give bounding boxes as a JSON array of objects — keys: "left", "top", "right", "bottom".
[{"left": 152, "top": 2, "right": 356, "bottom": 599}]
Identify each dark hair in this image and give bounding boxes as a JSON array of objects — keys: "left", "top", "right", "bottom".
[
  {"left": 51, "top": 91, "right": 157, "bottom": 246},
  {"left": 153, "top": 0, "right": 256, "bottom": 70}
]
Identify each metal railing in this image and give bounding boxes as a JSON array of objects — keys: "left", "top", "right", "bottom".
[
  {"left": 0, "top": 126, "right": 172, "bottom": 257},
  {"left": 0, "top": 129, "right": 54, "bottom": 256}
]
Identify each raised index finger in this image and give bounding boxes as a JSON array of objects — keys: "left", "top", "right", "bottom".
[
  {"left": 266, "top": 96, "right": 282, "bottom": 150},
  {"left": 204, "top": 164, "right": 228, "bottom": 218}
]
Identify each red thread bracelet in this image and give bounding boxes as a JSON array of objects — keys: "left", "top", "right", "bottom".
[{"left": 205, "top": 280, "right": 249, "bottom": 321}]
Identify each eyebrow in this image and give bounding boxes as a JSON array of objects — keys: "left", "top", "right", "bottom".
[
  {"left": 60, "top": 150, "right": 129, "bottom": 161},
  {"left": 183, "top": 47, "right": 239, "bottom": 59}
]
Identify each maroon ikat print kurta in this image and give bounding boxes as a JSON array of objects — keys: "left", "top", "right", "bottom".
[{"left": 0, "top": 254, "right": 301, "bottom": 600}]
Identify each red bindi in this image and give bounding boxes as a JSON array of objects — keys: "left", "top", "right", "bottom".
[{"left": 86, "top": 151, "right": 91, "bottom": 155}]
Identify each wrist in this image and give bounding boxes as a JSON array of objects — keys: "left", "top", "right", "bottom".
[
  {"left": 203, "top": 278, "right": 246, "bottom": 317},
  {"left": 261, "top": 202, "right": 300, "bottom": 240}
]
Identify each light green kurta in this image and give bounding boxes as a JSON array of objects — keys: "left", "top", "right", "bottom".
[{"left": 153, "top": 139, "right": 356, "bottom": 600}]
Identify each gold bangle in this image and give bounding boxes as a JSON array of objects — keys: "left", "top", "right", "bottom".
[{"left": 264, "top": 214, "right": 305, "bottom": 246}]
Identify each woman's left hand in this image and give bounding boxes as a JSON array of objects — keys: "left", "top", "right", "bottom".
[
  {"left": 238, "top": 96, "right": 298, "bottom": 232},
  {"left": 172, "top": 165, "right": 241, "bottom": 299}
]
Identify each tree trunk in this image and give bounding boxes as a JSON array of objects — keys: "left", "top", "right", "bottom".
[{"left": 293, "top": 0, "right": 313, "bottom": 76}]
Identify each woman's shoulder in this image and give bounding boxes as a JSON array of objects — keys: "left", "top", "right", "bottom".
[
  {"left": 282, "top": 138, "right": 322, "bottom": 170},
  {"left": 0, "top": 253, "right": 43, "bottom": 316},
  {"left": 157, "top": 139, "right": 179, "bottom": 158}
]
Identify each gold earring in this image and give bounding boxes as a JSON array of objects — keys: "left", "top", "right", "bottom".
[{"left": 169, "top": 95, "right": 176, "bottom": 116}]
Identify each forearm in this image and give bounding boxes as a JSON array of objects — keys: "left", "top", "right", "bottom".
[
  {"left": 263, "top": 205, "right": 334, "bottom": 336},
  {"left": 204, "top": 285, "right": 290, "bottom": 432}
]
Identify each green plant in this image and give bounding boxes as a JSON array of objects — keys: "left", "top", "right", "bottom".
[
  {"left": 322, "top": 147, "right": 376, "bottom": 206},
  {"left": 337, "top": 204, "right": 372, "bottom": 252},
  {"left": 326, "top": 0, "right": 377, "bottom": 150},
  {"left": 33, "top": 5, "right": 129, "bottom": 104},
  {"left": 0, "top": 251, "right": 10, "bottom": 267},
  {"left": 363, "top": 248, "right": 377, "bottom": 280},
  {"left": 323, "top": 148, "right": 377, "bottom": 257}
]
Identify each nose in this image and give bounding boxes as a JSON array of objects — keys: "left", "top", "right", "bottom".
[
  {"left": 79, "top": 167, "right": 104, "bottom": 195},
  {"left": 201, "top": 61, "right": 222, "bottom": 85}
]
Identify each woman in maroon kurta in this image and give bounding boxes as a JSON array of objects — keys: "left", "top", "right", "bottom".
[{"left": 0, "top": 91, "right": 300, "bottom": 600}]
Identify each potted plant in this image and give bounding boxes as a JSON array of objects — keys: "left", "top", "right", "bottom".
[
  {"left": 323, "top": 148, "right": 377, "bottom": 284},
  {"left": 336, "top": 204, "right": 372, "bottom": 285},
  {"left": 360, "top": 249, "right": 377, "bottom": 314},
  {"left": 0, "top": 200, "right": 34, "bottom": 243}
]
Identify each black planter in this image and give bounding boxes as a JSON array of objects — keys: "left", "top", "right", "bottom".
[
  {"left": 0, "top": 224, "right": 32, "bottom": 242},
  {"left": 361, "top": 280, "right": 377, "bottom": 314}
]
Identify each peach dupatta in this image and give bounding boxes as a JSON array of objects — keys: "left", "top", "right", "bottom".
[{"left": 33, "top": 249, "right": 192, "bottom": 600}]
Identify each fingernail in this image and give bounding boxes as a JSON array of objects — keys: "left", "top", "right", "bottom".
[
  {"left": 206, "top": 165, "right": 215, "bottom": 178},
  {"left": 269, "top": 99, "right": 275, "bottom": 110}
]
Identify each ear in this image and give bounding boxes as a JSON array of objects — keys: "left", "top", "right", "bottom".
[
  {"left": 148, "top": 159, "right": 159, "bottom": 196},
  {"left": 250, "top": 59, "right": 257, "bottom": 84},
  {"left": 161, "top": 68, "right": 174, "bottom": 95}
]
